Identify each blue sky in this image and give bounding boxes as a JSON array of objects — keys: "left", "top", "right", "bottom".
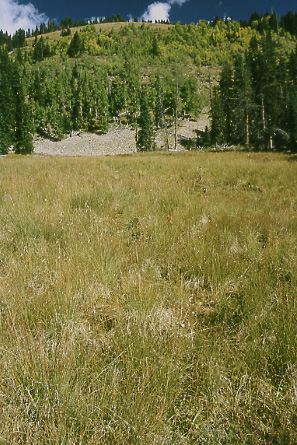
[{"left": 1, "top": 0, "right": 297, "bottom": 34}]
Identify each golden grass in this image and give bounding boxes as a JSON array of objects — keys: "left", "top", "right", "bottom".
[{"left": 0, "top": 151, "right": 296, "bottom": 443}]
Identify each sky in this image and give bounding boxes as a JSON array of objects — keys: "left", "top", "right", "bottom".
[{"left": 1, "top": 0, "right": 297, "bottom": 35}]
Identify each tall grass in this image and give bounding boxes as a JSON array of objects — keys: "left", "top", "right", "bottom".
[{"left": 0, "top": 152, "right": 296, "bottom": 443}]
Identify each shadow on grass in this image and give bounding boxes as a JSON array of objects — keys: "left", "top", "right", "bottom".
[{"left": 286, "top": 154, "right": 297, "bottom": 161}]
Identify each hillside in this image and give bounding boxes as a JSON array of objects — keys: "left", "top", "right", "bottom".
[{"left": 0, "top": 17, "right": 296, "bottom": 154}]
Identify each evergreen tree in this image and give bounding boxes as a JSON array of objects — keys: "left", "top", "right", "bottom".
[
  {"left": 137, "top": 89, "right": 155, "bottom": 152},
  {"left": 260, "top": 32, "right": 280, "bottom": 149},
  {"left": 248, "top": 33, "right": 279, "bottom": 149},
  {"left": 219, "top": 64, "right": 234, "bottom": 144},
  {"left": 154, "top": 76, "right": 165, "bottom": 129},
  {"left": 109, "top": 77, "right": 127, "bottom": 117},
  {"left": 180, "top": 76, "right": 201, "bottom": 117},
  {"left": 71, "top": 63, "right": 82, "bottom": 130},
  {"left": 210, "top": 64, "right": 234, "bottom": 145},
  {"left": 286, "top": 86, "right": 297, "bottom": 151},
  {"left": 210, "top": 88, "right": 226, "bottom": 145},
  {"left": 11, "top": 28, "right": 26, "bottom": 48},
  {"left": 154, "top": 76, "right": 170, "bottom": 150},
  {"left": 0, "top": 49, "right": 15, "bottom": 153},
  {"left": 289, "top": 46, "right": 297, "bottom": 81},
  {"left": 33, "top": 36, "right": 46, "bottom": 61},
  {"left": 94, "top": 76, "right": 110, "bottom": 132},
  {"left": 151, "top": 36, "right": 161, "bottom": 57},
  {"left": 122, "top": 57, "right": 141, "bottom": 126},
  {"left": 232, "top": 55, "right": 254, "bottom": 147},
  {"left": 68, "top": 32, "right": 82, "bottom": 58},
  {"left": 13, "top": 65, "right": 33, "bottom": 154}
]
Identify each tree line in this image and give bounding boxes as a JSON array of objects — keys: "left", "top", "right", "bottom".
[
  {"left": 2, "top": 10, "right": 297, "bottom": 52},
  {"left": 0, "top": 14, "right": 171, "bottom": 52},
  {"left": 239, "top": 10, "right": 297, "bottom": 38}
]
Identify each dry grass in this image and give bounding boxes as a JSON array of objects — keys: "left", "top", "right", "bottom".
[{"left": 0, "top": 151, "right": 296, "bottom": 443}]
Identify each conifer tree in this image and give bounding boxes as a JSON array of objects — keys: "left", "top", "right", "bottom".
[
  {"left": 260, "top": 32, "right": 279, "bottom": 149},
  {"left": 0, "top": 49, "right": 15, "bottom": 153},
  {"left": 210, "top": 65, "right": 233, "bottom": 145},
  {"left": 154, "top": 76, "right": 170, "bottom": 150},
  {"left": 287, "top": 86, "right": 297, "bottom": 152},
  {"left": 109, "top": 77, "right": 126, "bottom": 118},
  {"left": 151, "top": 36, "right": 161, "bottom": 57},
  {"left": 13, "top": 65, "right": 33, "bottom": 154},
  {"left": 219, "top": 64, "right": 234, "bottom": 144},
  {"left": 68, "top": 32, "right": 82, "bottom": 58},
  {"left": 71, "top": 63, "right": 82, "bottom": 130},
  {"left": 248, "top": 33, "right": 279, "bottom": 149},
  {"left": 232, "top": 55, "right": 254, "bottom": 147},
  {"left": 137, "top": 89, "right": 155, "bottom": 152},
  {"left": 289, "top": 46, "right": 297, "bottom": 81},
  {"left": 180, "top": 76, "right": 201, "bottom": 117},
  {"left": 96, "top": 81, "right": 110, "bottom": 132},
  {"left": 154, "top": 76, "right": 165, "bottom": 129},
  {"left": 210, "top": 88, "right": 226, "bottom": 146},
  {"left": 33, "top": 36, "right": 45, "bottom": 61}
]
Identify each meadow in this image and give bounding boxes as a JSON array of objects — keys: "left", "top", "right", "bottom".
[{"left": 0, "top": 151, "right": 296, "bottom": 443}]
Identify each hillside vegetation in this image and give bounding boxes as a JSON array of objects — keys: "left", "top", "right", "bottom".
[
  {"left": 0, "top": 16, "right": 296, "bottom": 154},
  {"left": 25, "top": 22, "right": 174, "bottom": 47},
  {"left": 0, "top": 152, "right": 296, "bottom": 442}
]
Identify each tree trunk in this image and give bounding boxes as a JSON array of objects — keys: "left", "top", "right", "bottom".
[
  {"left": 245, "top": 111, "right": 250, "bottom": 148},
  {"left": 261, "top": 95, "right": 266, "bottom": 132},
  {"left": 175, "top": 63, "right": 178, "bottom": 150}
]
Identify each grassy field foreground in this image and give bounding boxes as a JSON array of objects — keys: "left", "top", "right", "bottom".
[{"left": 0, "top": 152, "right": 296, "bottom": 443}]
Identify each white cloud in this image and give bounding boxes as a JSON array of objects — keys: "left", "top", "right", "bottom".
[
  {"left": 0, "top": 0, "right": 49, "bottom": 34},
  {"left": 141, "top": 2, "right": 171, "bottom": 22},
  {"left": 141, "top": 0, "right": 188, "bottom": 22}
]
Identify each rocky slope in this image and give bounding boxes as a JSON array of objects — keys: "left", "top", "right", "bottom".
[{"left": 33, "top": 110, "right": 210, "bottom": 156}]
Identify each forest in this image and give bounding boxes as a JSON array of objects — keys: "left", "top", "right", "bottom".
[{"left": 0, "top": 11, "right": 297, "bottom": 154}]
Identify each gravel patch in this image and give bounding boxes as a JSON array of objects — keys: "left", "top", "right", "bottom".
[
  {"left": 34, "top": 128, "right": 137, "bottom": 157},
  {"left": 33, "top": 112, "right": 210, "bottom": 157}
]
